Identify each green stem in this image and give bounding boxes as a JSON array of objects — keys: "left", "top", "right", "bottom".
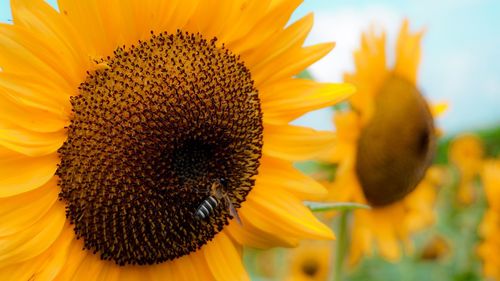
[{"left": 333, "top": 210, "right": 349, "bottom": 281}]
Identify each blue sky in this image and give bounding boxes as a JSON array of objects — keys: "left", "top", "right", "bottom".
[
  {"left": 290, "top": 0, "right": 500, "bottom": 134},
  {"left": 1, "top": 0, "right": 499, "bottom": 134}
]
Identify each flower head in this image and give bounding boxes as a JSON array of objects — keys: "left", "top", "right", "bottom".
[
  {"left": 323, "top": 20, "right": 442, "bottom": 264},
  {"left": 0, "top": 0, "right": 353, "bottom": 279},
  {"left": 478, "top": 159, "right": 500, "bottom": 280},
  {"left": 449, "top": 134, "right": 485, "bottom": 204}
]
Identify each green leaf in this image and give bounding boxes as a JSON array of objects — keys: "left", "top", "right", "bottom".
[
  {"left": 296, "top": 70, "right": 314, "bottom": 80},
  {"left": 304, "top": 201, "right": 370, "bottom": 212}
]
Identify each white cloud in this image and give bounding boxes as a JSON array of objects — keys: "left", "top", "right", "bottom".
[
  {"left": 292, "top": 5, "right": 402, "bottom": 131},
  {"left": 304, "top": 6, "right": 402, "bottom": 82}
]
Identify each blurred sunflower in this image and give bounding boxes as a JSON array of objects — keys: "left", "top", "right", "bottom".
[
  {"left": 448, "top": 134, "right": 484, "bottom": 204},
  {"left": 0, "top": 0, "right": 354, "bottom": 280},
  {"left": 323, "top": 20, "right": 444, "bottom": 264},
  {"left": 478, "top": 159, "right": 500, "bottom": 280},
  {"left": 285, "top": 241, "right": 331, "bottom": 281}
]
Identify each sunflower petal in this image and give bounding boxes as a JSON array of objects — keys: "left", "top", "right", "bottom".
[
  {"left": 0, "top": 225, "right": 73, "bottom": 281},
  {"left": 52, "top": 237, "right": 88, "bottom": 281},
  {"left": 394, "top": 19, "right": 424, "bottom": 84},
  {"left": 242, "top": 186, "right": 334, "bottom": 240},
  {"left": 262, "top": 80, "right": 353, "bottom": 123},
  {"left": 253, "top": 42, "right": 335, "bottom": 87},
  {"left": 11, "top": 0, "right": 89, "bottom": 83},
  {"left": 217, "top": 0, "right": 271, "bottom": 45},
  {"left": 0, "top": 177, "right": 58, "bottom": 236},
  {"left": 0, "top": 72, "right": 71, "bottom": 115},
  {"left": 0, "top": 121, "right": 65, "bottom": 157},
  {"left": 430, "top": 102, "right": 448, "bottom": 118},
  {"left": 204, "top": 232, "right": 250, "bottom": 281},
  {"left": 0, "top": 24, "right": 74, "bottom": 89},
  {"left": 68, "top": 252, "right": 108, "bottom": 281},
  {"left": 0, "top": 147, "right": 58, "bottom": 197},
  {"left": 243, "top": 13, "right": 313, "bottom": 70},
  {"left": 184, "top": 0, "right": 236, "bottom": 39},
  {"left": 0, "top": 202, "right": 66, "bottom": 267},
  {"left": 263, "top": 124, "right": 336, "bottom": 161},
  {"left": 229, "top": 0, "right": 301, "bottom": 55},
  {"left": 0, "top": 90, "right": 67, "bottom": 133},
  {"left": 172, "top": 250, "right": 214, "bottom": 281},
  {"left": 57, "top": 0, "right": 112, "bottom": 55},
  {"left": 258, "top": 156, "right": 326, "bottom": 199},
  {"left": 227, "top": 216, "right": 300, "bottom": 249}
]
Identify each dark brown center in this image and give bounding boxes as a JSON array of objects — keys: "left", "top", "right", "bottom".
[
  {"left": 301, "top": 258, "right": 320, "bottom": 277},
  {"left": 355, "top": 76, "right": 435, "bottom": 207},
  {"left": 56, "top": 31, "right": 263, "bottom": 266}
]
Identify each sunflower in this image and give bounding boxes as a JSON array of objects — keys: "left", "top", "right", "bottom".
[
  {"left": 323, "top": 20, "right": 443, "bottom": 264},
  {"left": 478, "top": 159, "right": 500, "bottom": 280},
  {"left": 448, "top": 134, "right": 484, "bottom": 204},
  {"left": 284, "top": 241, "right": 331, "bottom": 281},
  {"left": 0, "top": 1, "right": 354, "bottom": 280}
]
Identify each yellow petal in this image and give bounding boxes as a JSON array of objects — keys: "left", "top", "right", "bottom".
[
  {"left": 152, "top": 0, "right": 200, "bottom": 35},
  {"left": 57, "top": 0, "right": 113, "bottom": 56},
  {"left": 242, "top": 185, "right": 334, "bottom": 240},
  {"left": 0, "top": 123, "right": 65, "bottom": 157},
  {"left": 203, "top": 232, "right": 249, "bottom": 281},
  {"left": 253, "top": 42, "right": 335, "bottom": 88},
  {"left": 53, "top": 237, "right": 88, "bottom": 281},
  {"left": 263, "top": 124, "right": 336, "bottom": 161},
  {"left": 229, "top": 0, "right": 301, "bottom": 55},
  {"left": 0, "top": 177, "right": 58, "bottom": 236},
  {"left": 184, "top": 0, "right": 236, "bottom": 40},
  {"left": 0, "top": 202, "right": 66, "bottom": 267},
  {"left": 0, "top": 72, "right": 71, "bottom": 115},
  {"left": 430, "top": 102, "right": 448, "bottom": 118},
  {"left": 149, "top": 247, "right": 212, "bottom": 281},
  {"left": 393, "top": 19, "right": 424, "bottom": 84},
  {"left": 0, "top": 90, "right": 67, "bottom": 133},
  {"left": 227, "top": 212, "right": 300, "bottom": 249},
  {"left": 483, "top": 160, "right": 500, "bottom": 209},
  {"left": 171, "top": 250, "right": 214, "bottom": 281},
  {"left": 69, "top": 252, "right": 107, "bottom": 281},
  {"left": 11, "top": 0, "right": 90, "bottom": 83},
  {"left": 0, "top": 225, "right": 73, "bottom": 281},
  {"left": 93, "top": 265, "right": 121, "bottom": 281},
  {"left": 0, "top": 148, "right": 58, "bottom": 197},
  {"left": 258, "top": 156, "right": 327, "bottom": 199},
  {"left": 0, "top": 24, "right": 77, "bottom": 93},
  {"left": 97, "top": 0, "right": 199, "bottom": 49},
  {"left": 217, "top": 0, "right": 271, "bottom": 45},
  {"left": 243, "top": 13, "right": 314, "bottom": 69},
  {"left": 262, "top": 80, "right": 353, "bottom": 123}
]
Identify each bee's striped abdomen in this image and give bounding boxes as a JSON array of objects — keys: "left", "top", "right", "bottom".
[{"left": 195, "top": 196, "right": 218, "bottom": 220}]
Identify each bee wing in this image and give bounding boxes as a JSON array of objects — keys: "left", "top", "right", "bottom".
[
  {"left": 226, "top": 198, "right": 242, "bottom": 225},
  {"left": 193, "top": 185, "right": 210, "bottom": 194}
]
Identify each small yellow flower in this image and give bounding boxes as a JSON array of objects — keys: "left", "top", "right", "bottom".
[
  {"left": 323, "top": 20, "right": 443, "bottom": 264},
  {"left": 419, "top": 235, "right": 450, "bottom": 261},
  {"left": 478, "top": 159, "right": 500, "bottom": 280},
  {"left": 448, "top": 134, "right": 485, "bottom": 204},
  {"left": 285, "top": 241, "right": 331, "bottom": 281},
  {"left": 0, "top": 0, "right": 354, "bottom": 280}
]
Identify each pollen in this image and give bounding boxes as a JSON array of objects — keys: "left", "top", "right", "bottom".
[
  {"left": 56, "top": 31, "right": 263, "bottom": 265},
  {"left": 355, "top": 76, "right": 436, "bottom": 207}
]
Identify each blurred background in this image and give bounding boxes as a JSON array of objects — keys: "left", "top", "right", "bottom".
[
  {"left": 290, "top": 0, "right": 500, "bottom": 134},
  {"left": 1, "top": 1, "right": 499, "bottom": 281}
]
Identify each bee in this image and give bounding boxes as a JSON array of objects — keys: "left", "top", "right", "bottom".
[{"left": 194, "top": 178, "right": 242, "bottom": 225}]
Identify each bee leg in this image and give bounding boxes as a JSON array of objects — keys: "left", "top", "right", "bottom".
[{"left": 225, "top": 197, "right": 243, "bottom": 226}]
